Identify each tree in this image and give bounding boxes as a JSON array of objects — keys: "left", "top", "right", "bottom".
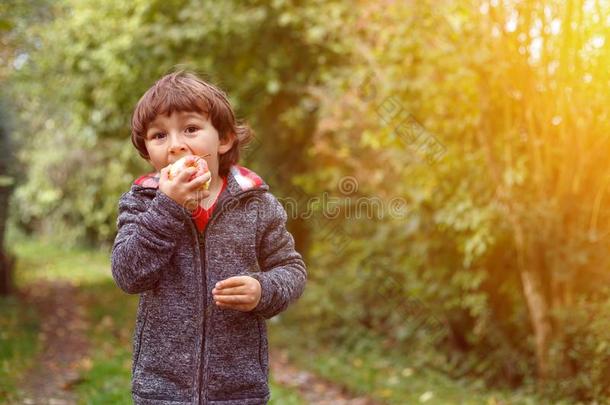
[
  {"left": 0, "top": 98, "right": 16, "bottom": 295},
  {"left": 0, "top": 0, "right": 52, "bottom": 294}
]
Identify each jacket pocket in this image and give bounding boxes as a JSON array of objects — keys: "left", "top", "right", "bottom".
[
  {"left": 132, "top": 299, "right": 198, "bottom": 400},
  {"left": 257, "top": 316, "right": 268, "bottom": 378},
  {"left": 206, "top": 311, "right": 269, "bottom": 401},
  {"left": 132, "top": 298, "right": 150, "bottom": 376}
]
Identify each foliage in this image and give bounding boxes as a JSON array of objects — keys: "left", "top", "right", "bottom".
[{"left": 547, "top": 290, "right": 610, "bottom": 402}]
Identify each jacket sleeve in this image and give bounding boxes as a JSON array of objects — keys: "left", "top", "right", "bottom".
[
  {"left": 249, "top": 193, "right": 307, "bottom": 319},
  {"left": 111, "top": 189, "right": 190, "bottom": 294}
]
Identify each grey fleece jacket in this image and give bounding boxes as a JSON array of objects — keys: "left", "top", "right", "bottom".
[{"left": 111, "top": 165, "right": 307, "bottom": 405}]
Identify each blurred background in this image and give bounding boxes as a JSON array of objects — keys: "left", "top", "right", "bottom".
[{"left": 1, "top": 0, "right": 609, "bottom": 404}]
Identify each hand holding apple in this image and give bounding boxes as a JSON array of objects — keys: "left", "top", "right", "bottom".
[
  {"left": 158, "top": 155, "right": 212, "bottom": 212},
  {"left": 168, "top": 155, "right": 211, "bottom": 191}
]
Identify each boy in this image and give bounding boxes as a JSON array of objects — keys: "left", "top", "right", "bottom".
[{"left": 111, "top": 70, "right": 307, "bottom": 405}]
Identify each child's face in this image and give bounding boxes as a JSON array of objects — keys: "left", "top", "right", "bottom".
[{"left": 144, "top": 110, "right": 234, "bottom": 177}]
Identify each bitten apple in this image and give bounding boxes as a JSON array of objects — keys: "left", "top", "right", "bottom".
[{"left": 167, "top": 155, "right": 211, "bottom": 191}]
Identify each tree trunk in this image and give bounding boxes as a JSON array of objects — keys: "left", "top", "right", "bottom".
[
  {"left": 287, "top": 216, "right": 312, "bottom": 265},
  {"left": 0, "top": 184, "right": 12, "bottom": 295},
  {"left": 0, "top": 97, "right": 15, "bottom": 296},
  {"left": 0, "top": 250, "right": 14, "bottom": 295},
  {"left": 506, "top": 212, "right": 554, "bottom": 382},
  {"left": 520, "top": 265, "right": 553, "bottom": 381}
]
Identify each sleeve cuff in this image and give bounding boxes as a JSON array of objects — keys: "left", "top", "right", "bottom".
[
  {"left": 154, "top": 190, "right": 189, "bottom": 218},
  {"left": 248, "top": 272, "right": 275, "bottom": 318},
  {"left": 142, "top": 190, "right": 190, "bottom": 237}
]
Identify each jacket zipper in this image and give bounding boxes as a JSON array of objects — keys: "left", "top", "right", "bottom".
[
  {"left": 193, "top": 188, "right": 266, "bottom": 404},
  {"left": 197, "top": 230, "right": 206, "bottom": 405}
]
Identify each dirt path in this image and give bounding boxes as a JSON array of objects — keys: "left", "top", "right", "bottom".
[
  {"left": 270, "top": 348, "right": 383, "bottom": 405},
  {"left": 14, "top": 280, "right": 90, "bottom": 405}
]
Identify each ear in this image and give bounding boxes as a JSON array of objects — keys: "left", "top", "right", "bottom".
[{"left": 218, "top": 132, "right": 236, "bottom": 155}]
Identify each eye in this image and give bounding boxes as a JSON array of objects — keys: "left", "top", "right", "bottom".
[
  {"left": 185, "top": 126, "right": 199, "bottom": 134},
  {"left": 150, "top": 132, "right": 166, "bottom": 140}
]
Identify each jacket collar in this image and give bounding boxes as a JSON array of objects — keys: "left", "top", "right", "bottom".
[{"left": 225, "top": 165, "right": 268, "bottom": 194}]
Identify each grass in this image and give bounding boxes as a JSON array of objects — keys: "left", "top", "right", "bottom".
[
  {"left": 74, "top": 281, "right": 136, "bottom": 404},
  {"left": 268, "top": 306, "right": 574, "bottom": 405},
  {"left": 0, "top": 294, "right": 39, "bottom": 402},
  {"left": 11, "top": 236, "right": 112, "bottom": 288},
  {"left": 268, "top": 379, "right": 306, "bottom": 405}
]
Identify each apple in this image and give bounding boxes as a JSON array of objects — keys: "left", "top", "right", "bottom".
[{"left": 167, "top": 155, "right": 211, "bottom": 191}]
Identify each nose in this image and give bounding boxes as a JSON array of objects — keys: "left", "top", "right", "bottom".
[{"left": 168, "top": 132, "right": 188, "bottom": 156}]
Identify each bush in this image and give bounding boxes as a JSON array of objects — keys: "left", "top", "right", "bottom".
[{"left": 547, "top": 291, "right": 610, "bottom": 403}]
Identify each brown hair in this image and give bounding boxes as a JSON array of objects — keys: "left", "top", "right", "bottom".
[{"left": 130, "top": 70, "right": 254, "bottom": 177}]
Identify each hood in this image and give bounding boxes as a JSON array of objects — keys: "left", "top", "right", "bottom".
[{"left": 133, "top": 164, "right": 267, "bottom": 193}]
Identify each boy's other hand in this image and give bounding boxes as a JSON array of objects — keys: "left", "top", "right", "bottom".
[
  {"left": 158, "top": 165, "right": 211, "bottom": 212},
  {"left": 212, "top": 276, "right": 262, "bottom": 312}
]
